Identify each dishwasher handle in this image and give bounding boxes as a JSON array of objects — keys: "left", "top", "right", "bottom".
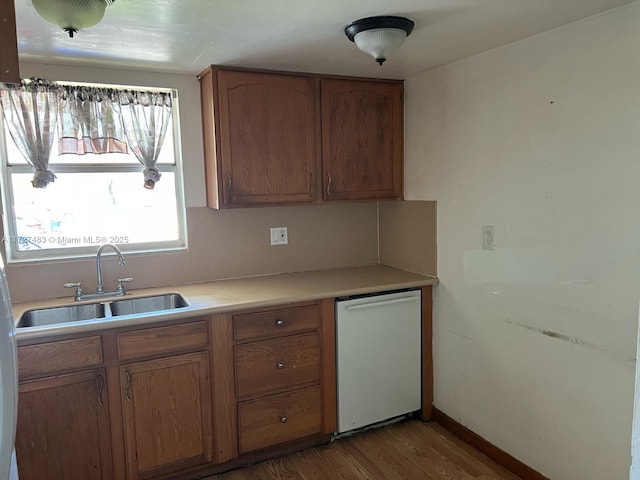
[{"left": 343, "top": 295, "right": 419, "bottom": 311}]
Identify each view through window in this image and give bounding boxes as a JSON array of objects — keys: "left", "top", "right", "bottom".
[{"left": 0, "top": 83, "right": 186, "bottom": 262}]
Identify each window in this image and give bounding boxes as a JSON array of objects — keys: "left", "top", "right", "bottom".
[{"left": 0, "top": 81, "right": 187, "bottom": 262}]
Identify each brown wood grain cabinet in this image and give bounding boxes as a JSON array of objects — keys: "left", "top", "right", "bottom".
[
  {"left": 199, "top": 67, "right": 317, "bottom": 208},
  {"left": 238, "top": 385, "right": 322, "bottom": 453},
  {"left": 232, "top": 301, "right": 328, "bottom": 454},
  {"left": 0, "top": 0, "right": 21, "bottom": 84},
  {"left": 14, "top": 291, "right": 428, "bottom": 479},
  {"left": 119, "top": 351, "right": 213, "bottom": 479},
  {"left": 199, "top": 65, "right": 404, "bottom": 208},
  {"left": 320, "top": 78, "right": 403, "bottom": 201},
  {"left": 15, "top": 369, "right": 113, "bottom": 480}
]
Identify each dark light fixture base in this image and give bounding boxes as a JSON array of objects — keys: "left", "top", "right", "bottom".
[{"left": 345, "top": 16, "right": 415, "bottom": 42}]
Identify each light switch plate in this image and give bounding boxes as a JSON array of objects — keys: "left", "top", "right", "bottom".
[{"left": 270, "top": 227, "right": 288, "bottom": 246}]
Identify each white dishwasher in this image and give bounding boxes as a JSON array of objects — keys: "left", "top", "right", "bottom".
[{"left": 335, "top": 289, "right": 421, "bottom": 434}]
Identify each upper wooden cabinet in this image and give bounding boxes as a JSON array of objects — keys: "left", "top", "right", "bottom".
[
  {"left": 199, "top": 66, "right": 404, "bottom": 208},
  {"left": 320, "top": 79, "right": 403, "bottom": 201},
  {"left": 0, "top": 0, "right": 21, "bottom": 84},
  {"left": 200, "top": 67, "right": 317, "bottom": 208}
]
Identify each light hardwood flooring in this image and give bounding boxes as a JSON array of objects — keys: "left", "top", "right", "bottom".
[{"left": 206, "top": 420, "right": 519, "bottom": 480}]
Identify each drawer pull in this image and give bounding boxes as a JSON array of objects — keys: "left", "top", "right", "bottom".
[
  {"left": 276, "top": 361, "right": 285, "bottom": 369},
  {"left": 275, "top": 319, "right": 284, "bottom": 327},
  {"left": 279, "top": 416, "right": 288, "bottom": 424}
]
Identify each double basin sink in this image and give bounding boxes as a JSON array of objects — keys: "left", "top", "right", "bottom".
[{"left": 17, "top": 293, "right": 188, "bottom": 328}]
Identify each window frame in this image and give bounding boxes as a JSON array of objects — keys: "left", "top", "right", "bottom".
[{"left": 0, "top": 84, "right": 188, "bottom": 263}]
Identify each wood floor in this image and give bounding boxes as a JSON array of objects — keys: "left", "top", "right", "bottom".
[{"left": 206, "top": 420, "right": 519, "bottom": 480}]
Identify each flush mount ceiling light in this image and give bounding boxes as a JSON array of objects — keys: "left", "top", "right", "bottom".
[
  {"left": 32, "top": 0, "right": 115, "bottom": 38},
  {"left": 345, "top": 15, "right": 415, "bottom": 65}
]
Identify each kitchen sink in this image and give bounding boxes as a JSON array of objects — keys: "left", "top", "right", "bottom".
[
  {"left": 16, "top": 293, "right": 189, "bottom": 328},
  {"left": 17, "top": 303, "right": 106, "bottom": 328},
  {"left": 109, "top": 293, "right": 188, "bottom": 316}
]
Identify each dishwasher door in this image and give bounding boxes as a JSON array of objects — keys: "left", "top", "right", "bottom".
[{"left": 336, "top": 289, "right": 421, "bottom": 434}]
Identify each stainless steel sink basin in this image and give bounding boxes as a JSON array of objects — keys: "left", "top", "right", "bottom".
[
  {"left": 17, "top": 303, "right": 106, "bottom": 328},
  {"left": 109, "top": 293, "right": 188, "bottom": 316},
  {"left": 16, "top": 293, "right": 189, "bottom": 328}
]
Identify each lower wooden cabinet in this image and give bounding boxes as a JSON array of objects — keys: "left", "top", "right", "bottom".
[
  {"left": 231, "top": 301, "right": 331, "bottom": 455},
  {"left": 235, "top": 333, "right": 320, "bottom": 398},
  {"left": 238, "top": 385, "right": 322, "bottom": 453},
  {"left": 120, "top": 351, "right": 213, "bottom": 480},
  {"left": 15, "top": 369, "right": 113, "bottom": 480},
  {"left": 14, "top": 297, "right": 345, "bottom": 480}
]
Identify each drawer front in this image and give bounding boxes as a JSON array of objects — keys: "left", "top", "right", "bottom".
[
  {"left": 117, "top": 320, "right": 209, "bottom": 361},
  {"left": 18, "top": 336, "right": 103, "bottom": 378},
  {"left": 234, "top": 304, "right": 320, "bottom": 342},
  {"left": 238, "top": 386, "right": 322, "bottom": 453},
  {"left": 235, "top": 333, "right": 320, "bottom": 399}
]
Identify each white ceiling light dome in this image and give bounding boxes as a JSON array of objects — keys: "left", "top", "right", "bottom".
[
  {"left": 31, "top": 0, "right": 115, "bottom": 38},
  {"left": 345, "top": 16, "right": 415, "bottom": 65}
]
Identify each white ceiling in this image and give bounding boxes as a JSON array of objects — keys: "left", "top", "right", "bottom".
[{"left": 14, "top": 0, "right": 637, "bottom": 80}]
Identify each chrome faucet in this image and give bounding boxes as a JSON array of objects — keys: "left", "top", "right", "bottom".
[
  {"left": 96, "top": 243, "right": 125, "bottom": 294},
  {"left": 64, "top": 243, "right": 133, "bottom": 301}
]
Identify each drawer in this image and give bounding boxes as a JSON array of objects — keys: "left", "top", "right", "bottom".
[
  {"left": 238, "top": 386, "right": 322, "bottom": 453},
  {"left": 117, "top": 320, "right": 209, "bottom": 361},
  {"left": 234, "top": 304, "right": 320, "bottom": 342},
  {"left": 18, "top": 336, "right": 103, "bottom": 378},
  {"left": 235, "top": 333, "right": 320, "bottom": 399}
]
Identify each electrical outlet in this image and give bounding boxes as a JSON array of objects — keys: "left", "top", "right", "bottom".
[
  {"left": 270, "top": 227, "right": 288, "bottom": 246},
  {"left": 482, "top": 225, "right": 495, "bottom": 251}
]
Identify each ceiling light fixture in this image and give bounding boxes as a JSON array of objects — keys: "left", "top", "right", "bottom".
[
  {"left": 345, "top": 15, "right": 415, "bottom": 65},
  {"left": 31, "top": 0, "right": 115, "bottom": 38}
]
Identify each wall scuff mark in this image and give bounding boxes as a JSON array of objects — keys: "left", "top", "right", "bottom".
[{"left": 506, "top": 319, "right": 606, "bottom": 353}]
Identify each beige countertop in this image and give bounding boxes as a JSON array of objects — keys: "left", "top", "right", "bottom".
[{"left": 13, "top": 265, "right": 438, "bottom": 342}]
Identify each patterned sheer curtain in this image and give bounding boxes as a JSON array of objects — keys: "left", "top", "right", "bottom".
[
  {"left": 0, "top": 79, "right": 173, "bottom": 189},
  {"left": 58, "top": 86, "right": 128, "bottom": 155},
  {"left": 0, "top": 78, "right": 59, "bottom": 188},
  {"left": 119, "top": 91, "right": 172, "bottom": 189}
]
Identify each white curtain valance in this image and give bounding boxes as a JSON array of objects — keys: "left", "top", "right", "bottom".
[{"left": 0, "top": 78, "right": 173, "bottom": 189}]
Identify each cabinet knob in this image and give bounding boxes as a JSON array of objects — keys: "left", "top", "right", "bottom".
[
  {"left": 276, "top": 361, "right": 285, "bottom": 369},
  {"left": 279, "top": 416, "right": 288, "bottom": 424},
  {"left": 275, "top": 319, "right": 284, "bottom": 327}
]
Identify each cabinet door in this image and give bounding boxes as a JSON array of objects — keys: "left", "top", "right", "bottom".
[
  {"left": 120, "top": 352, "right": 213, "bottom": 480},
  {"left": 15, "top": 369, "right": 113, "bottom": 480},
  {"left": 216, "top": 70, "right": 317, "bottom": 207},
  {"left": 321, "top": 79, "right": 403, "bottom": 201},
  {"left": 0, "top": 0, "right": 20, "bottom": 83}
]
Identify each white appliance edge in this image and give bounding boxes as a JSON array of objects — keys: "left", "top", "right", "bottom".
[{"left": 0, "top": 256, "right": 18, "bottom": 480}]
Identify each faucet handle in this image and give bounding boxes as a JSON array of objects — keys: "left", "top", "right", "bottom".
[
  {"left": 64, "top": 282, "right": 83, "bottom": 301},
  {"left": 117, "top": 278, "right": 134, "bottom": 295}
]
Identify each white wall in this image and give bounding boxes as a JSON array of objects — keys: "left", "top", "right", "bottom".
[{"left": 405, "top": 3, "right": 640, "bottom": 479}]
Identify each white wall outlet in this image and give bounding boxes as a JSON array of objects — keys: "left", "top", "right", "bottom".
[
  {"left": 270, "top": 226, "right": 288, "bottom": 246},
  {"left": 482, "top": 225, "right": 495, "bottom": 251}
]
